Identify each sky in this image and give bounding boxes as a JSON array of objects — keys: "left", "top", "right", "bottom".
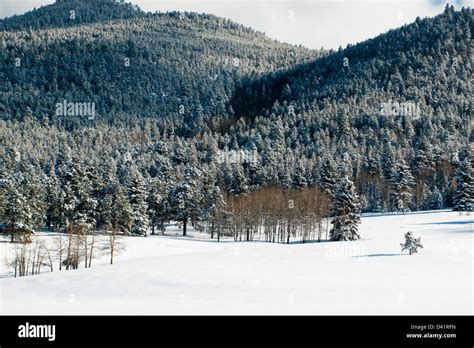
[{"left": 0, "top": 0, "right": 471, "bottom": 49}]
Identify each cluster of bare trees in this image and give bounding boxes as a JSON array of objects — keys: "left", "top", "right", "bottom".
[
  {"left": 5, "top": 225, "right": 125, "bottom": 278},
  {"left": 220, "top": 186, "right": 330, "bottom": 243},
  {"left": 9, "top": 237, "right": 54, "bottom": 277},
  {"left": 56, "top": 224, "right": 97, "bottom": 271}
]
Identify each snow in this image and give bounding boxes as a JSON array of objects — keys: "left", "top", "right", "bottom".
[{"left": 0, "top": 210, "right": 472, "bottom": 315}]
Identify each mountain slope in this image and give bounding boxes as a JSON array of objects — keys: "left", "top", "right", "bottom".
[
  {"left": 0, "top": 4, "right": 471, "bottom": 216},
  {"left": 0, "top": 0, "right": 320, "bottom": 131},
  {"left": 0, "top": 0, "right": 144, "bottom": 31},
  {"left": 232, "top": 5, "right": 472, "bottom": 124}
]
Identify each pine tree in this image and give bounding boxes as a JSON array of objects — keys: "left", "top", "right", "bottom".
[
  {"left": 0, "top": 176, "right": 33, "bottom": 242},
  {"left": 318, "top": 157, "right": 337, "bottom": 197},
  {"left": 453, "top": 158, "right": 473, "bottom": 211},
  {"left": 128, "top": 170, "right": 150, "bottom": 236},
  {"left": 292, "top": 161, "right": 307, "bottom": 188},
  {"left": 170, "top": 166, "right": 203, "bottom": 236},
  {"left": 381, "top": 141, "right": 395, "bottom": 181},
  {"left": 96, "top": 159, "right": 118, "bottom": 228},
  {"left": 201, "top": 167, "right": 225, "bottom": 238},
  {"left": 72, "top": 163, "right": 97, "bottom": 232},
  {"left": 337, "top": 153, "right": 352, "bottom": 178},
  {"left": 18, "top": 161, "right": 46, "bottom": 231},
  {"left": 227, "top": 164, "right": 248, "bottom": 195},
  {"left": 57, "top": 158, "right": 97, "bottom": 232},
  {"left": 429, "top": 185, "right": 443, "bottom": 210},
  {"left": 419, "top": 183, "right": 430, "bottom": 210},
  {"left": 55, "top": 149, "right": 78, "bottom": 229},
  {"left": 390, "top": 160, "right": 415, "bottom": 212},
  {"left": 401, "top": 231, "right": 423, "bottom": 255},
  {"left": 45, "top": 166, "right": 62, "bottom": 230},
  {"left": 365, "top": 150, "right": 381, "bottom": 177},
  {"left": 363, "top": 182, "right": 382, "bottom": 212},
  {"left": 1, "top": 147, "right": 20, "bottom": 181},
  {"left": 108, "top": 183, "right": 133, "bottom": 235},
  {"left": 147, "top": 177, "right": 170, "bottom": 234},
  {"left": 329, "top": 176, "right": 361, "bottom": 241}
]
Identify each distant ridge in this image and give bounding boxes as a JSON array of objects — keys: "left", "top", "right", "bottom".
[{"left": 0, "top": 0, "right": 144, "bottom": 31}]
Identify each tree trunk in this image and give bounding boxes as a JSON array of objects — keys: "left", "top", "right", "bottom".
[
  {"left": 326, "top": 218, "right": 329, "bottom": 241},
  {"left": 287, "top": 223, "right": 291, "bottom": 244},
  {"left": 110, "top": 242, "right": 114, "bottom": 265},
  {"left": 58, "top": 239, "right": 62, "bottom": 271},
  {"left": 88, "top": 235, "right": 95, "bottom": 268},
  {"left": 183, "top": 218, "right": 187, "bottom": 236},
  {"left": 318, "top": 220, "right": 322, "bottom": 242},
  {"left": 84, "top": 236, "right": 88, "bottom": 268},
  {"left": 110, "top": 225, "right": 116, "bottom": 265}
]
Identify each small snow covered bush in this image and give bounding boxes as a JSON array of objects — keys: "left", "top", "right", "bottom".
[{"left": 401, "top": 231, "right": 423, "bottom": 255}]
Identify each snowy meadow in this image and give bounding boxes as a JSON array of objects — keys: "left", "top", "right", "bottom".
[{"left": 0, "top": 210, "right": 471, "bottom": 315}]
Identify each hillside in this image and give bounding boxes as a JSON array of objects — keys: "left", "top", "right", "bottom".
[
  {"left": 224, "top": 6, "right": 472, "bottom": 211},
  {"left": 0, "top": 4, "right": 472, "bottom": 250},
  {"left": 0, "top": 0, "right": 144, "bottom": 31},
  {"left": 0, "top": 0, "right": 320, "bottom": 130},
  {"left": 232, "top": 6, "right": 472, "bottom": 121}
]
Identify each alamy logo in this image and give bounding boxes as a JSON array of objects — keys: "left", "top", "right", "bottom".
[
  {"left": 18, "top": 322, "right": 56, "bottom": 341},
  {"left": 380, "top": 100, "right": 421, "bottom": 119},
  {"left": 217, "top": 149, "right": 258, "bottom": 164},
  {"left": 55, "top": 99, "right": 96, "bottom": 120}
]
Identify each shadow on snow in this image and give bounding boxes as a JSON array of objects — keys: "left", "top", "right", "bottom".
[{"left": 353, "top": 253, "right": 404, "bottom": 258}]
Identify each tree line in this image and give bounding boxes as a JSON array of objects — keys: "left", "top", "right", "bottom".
[{"left": 1, "top": 3, "right": 472, "bottom": 256}]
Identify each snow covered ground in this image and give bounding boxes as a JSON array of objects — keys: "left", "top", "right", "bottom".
[{"left": 0, "top": 210, "right": 472, "bottom": 315}]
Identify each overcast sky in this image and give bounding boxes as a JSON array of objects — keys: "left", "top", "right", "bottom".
[{"left": 0, "top": 0, "right": 471, "bottom": 49}]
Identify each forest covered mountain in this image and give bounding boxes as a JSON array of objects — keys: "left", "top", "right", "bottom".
[
  {"left": 232, "top": 5, "right": 472, "bottom": 122},
  {"left": 0, "top": 1, "right": 472, "bottom": 242},
  {"left": 0, "top": 0, "right": 144, "bottom": 31},
  {"left": 227, "top": 5, "right": 473, "bottom": 211},
  {"left": 0, "top": 0, "right": 320, "bottom": 131}
]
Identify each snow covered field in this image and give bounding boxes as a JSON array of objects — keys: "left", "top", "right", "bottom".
[{"left": 0, "top": 210, "right": 472, "bottom": 315}]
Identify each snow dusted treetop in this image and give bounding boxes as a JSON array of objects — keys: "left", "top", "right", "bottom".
[
  {"left": 453, "top": 157, "right": 473, "bottom": 212},
  {"left": 329, "top": 176, "right": 361, "bottom": 241},
  {"left": 390, "top": 159, "right": 415, "bottom": 213},
  {"left": 401, "top": 231, "right": 423, "bottom": 255},
  {"left": 128, "top": 169, "right": 149, "bottom": 236},
  {"left": 430, "top": 185, "right": 443, "bottom": 210},
  {"left": 170, "top": 165, "right": 203, "bottom": 236},
  {"left": 0, "top": 174, "right": 33, "bottom": 242},
  {"left": 318, "top": 156, "right": 337, "bottom": 197}
]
